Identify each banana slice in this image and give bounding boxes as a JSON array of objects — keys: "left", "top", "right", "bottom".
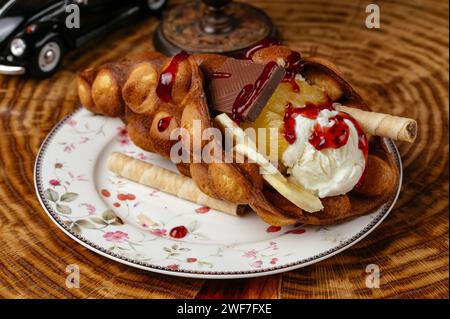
[
  {"left": 234, "top": 143, "right": 284, "bottom": 178},
  {"left": 263, "top": 174, "right": 323, "bottom": 213},
  {"left": 215, "top": 113, "right": 257, "bottom": 148}
]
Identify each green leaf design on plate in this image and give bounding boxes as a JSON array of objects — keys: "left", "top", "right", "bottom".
[
  {"left": 198, "top": 261, "right": 213, "bottom": 268},
  {"left": 60, "top": 192, "right": 79, "bottom": 202},
  {"left": 56, "top": 203, "right": 72, "bottom": 215},
  {"left": 44, "top": 188, "right": 59, "bottom": 202},
  {"left": 110, "top": 217, "right": 124, "bottom": 226},
  {"left": 188, "top": 220, "right": 198, "bottom": 233},
  {"left": 194, "top": 233, "right": 209, "bottom": 240},
  {"left": 90, "top": 217, "right": 108, "bottom": 225},
  {"left": 63, "top": 221, "right": 73, "bottom": 228},
  {"left": 71, "top": 224, "right": 81, "bottom": 235},
  {"left": 76, "top": 219, "right": 97, "bottom": 229},
  {"left": 102, "top": 209, "right": 116, "bottom": 221}
]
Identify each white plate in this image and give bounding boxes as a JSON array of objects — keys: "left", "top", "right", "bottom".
[{"left": 34, "top": 108, "right": 402, "bottom": 279}]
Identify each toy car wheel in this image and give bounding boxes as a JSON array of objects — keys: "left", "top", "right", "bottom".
[
  {"left": 29, "top": 38, "right": 64, "bottom": 78},
  {"left": 140, "top": 0, "right": 167, "bottom": 15}
]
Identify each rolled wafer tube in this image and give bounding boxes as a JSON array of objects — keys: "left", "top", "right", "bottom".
[
  {"left": 107, "top": 152, "right": 246, "bottom": 216},
  {"left": 334, "top": 104, "right": 417, "bottom": 143}
]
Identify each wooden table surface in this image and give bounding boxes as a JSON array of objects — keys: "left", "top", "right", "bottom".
[{"left": 0, "top": 0, "right": 448, "bottom": 299}]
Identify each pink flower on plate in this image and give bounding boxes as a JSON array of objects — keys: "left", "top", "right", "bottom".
[
  {"left": 79, "top": 203, "right": 96, "bottom": 215},
  {"left": 243, "top": 249, "right": 258, "bottom": 259},
  {"left": 69, "top": 171, "right": 88, "bottom": 182},
  {"left": 103, "top": 231, "right": 129, "bottom": 243},
  {"left": 250, "top": 260, "right": 263, "bottom": 268},
  {"left": 186, "top": 258, "right": 197, "bottom": 263},
  {"left": 151, "top": 228, "right": 167, "bottom": 237},
  {"left": 67, "top": 119, "right": 77, "bottom": 127},
  {"left": 269, "top": 241, "right": 278, "bottom": 250},
  {"left": 49, "top": 179, "right": 60, "bottom": 186},
  {"left": 149, "top": 190, "right": 159, "bottom": 197},
  {"left": 136, "top": 153, "right": 148, "bottom": 160},
  {"left": 167, "top": 264, "right": 180, "bottom": 270},
  {"left": 79, "top": 136, "right": 89, "bottom": 144},
  {"left": 270, "top": 258, "right": 278, "bottom": 265},
  {"left": 62, "top": 143, "right": 76, "bottom": 153}
]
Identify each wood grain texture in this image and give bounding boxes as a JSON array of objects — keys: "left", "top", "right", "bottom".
[
  {"left": 0, "top": 0, "right": 447, "bottom": 299},
  {"left": 197, "top": 275, "right": 281, "bottom": 299}
]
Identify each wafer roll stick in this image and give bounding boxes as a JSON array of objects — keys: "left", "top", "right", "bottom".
[
  {"left": 107, "top": 152, "right": 246, "bottom": 216},
  {"left": 334, "top": 104, "right": 417, "bottom": 143}
]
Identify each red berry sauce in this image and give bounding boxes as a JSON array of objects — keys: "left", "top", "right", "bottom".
[
  {"left": 157, "top": 116, "right": 173, "bottom": 132},
  {"left": 281, "top": 51, "right": 303, "bottom": 92},
  {"left": 169, "top": 226, "right": 188, "bottom": 239},
  {"left": 241, "top": 37, "right": 281, "bottom": 60},
  {"left": 308, "top": 116, "right": 350, "bottom": 151},
  {"left": 283, "top": 103, "right": 369, "bottom": 188},
  {"left": 241, "top": 39, "right": 304, "bottom": 93},
  {"left": 117, "top": 193, "right": 129, "bottom": 201},
  {"left": 266, "top": 225, "right": 282, "bottom": 233},
  {"left": 337, "top": 112, "right": 369, "bottom": 188},
  {"left": 101, "top": 189, "right": 111, "bottom": 197},
  {"left": 283, "top": 102, "right": 333, "bottom": 144},
  {"left": 156, "top": 51, "right": 190, "bottom": 103},
  {"left": 232, "top": 61, "right": 279, "bottom": 123}
]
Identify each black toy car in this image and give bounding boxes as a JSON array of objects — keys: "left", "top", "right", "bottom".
[{"left": 0, "top": 0, "right": 167, "bottom": 77}]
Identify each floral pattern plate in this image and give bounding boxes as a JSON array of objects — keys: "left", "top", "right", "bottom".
[{"left": 34, "top": 108, "right": 402, "bottom": 279}]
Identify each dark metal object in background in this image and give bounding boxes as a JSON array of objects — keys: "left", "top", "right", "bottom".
[
  {"left": 201, "top": 0, "right": 234, "bottom": 34},
  {"left": 153, "top": 0, "right": 277, "bottom": 56}
]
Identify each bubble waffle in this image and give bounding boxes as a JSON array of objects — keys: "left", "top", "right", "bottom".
[{"left": 77, "top": 46, "right": 401, "bottom": 226}]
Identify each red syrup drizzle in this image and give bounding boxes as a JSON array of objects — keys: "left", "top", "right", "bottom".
[
  {"left": 308, "top": 116, "right": 350, "bottom": 151},
  {"left": 169, "top": 226, "right": 188, "bottom": 239},
  {"left": 157, "top": 116, "right": 173, "bottom": 132},
  {"left": 211, "top": 71, "right": 231, "bottom": 79},
  {"left": 241, "top": 37, "right": 281, "bottom": 60},
  {"left": 156, "top": 51, "right": 190, "bottom": 103},
  {"left": 337, "top": 112, "right": 369, "bottom": 188},
  {"left": 283, "top": 102, "right": 369, "bottom": 188},
  {"left": 283, "top": 99, "right": 333, "bottom": 144},
  {"left": 281, "top": 51, "right": 303, "bottom": 93},
  {"left": 232, "top": 61, "right": 279, "bottom": 123},
  {"left": 240, "top": 38, "right": 304, "bottom": 93}
]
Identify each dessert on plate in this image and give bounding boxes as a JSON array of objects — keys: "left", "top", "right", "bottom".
[{"left": 77, "top": 41, "right": 416, "bottom": 226}]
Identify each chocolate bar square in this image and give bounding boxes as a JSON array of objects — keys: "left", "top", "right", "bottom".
[{"left": 207, "top": 58, "right": 285, "bottom": 122}]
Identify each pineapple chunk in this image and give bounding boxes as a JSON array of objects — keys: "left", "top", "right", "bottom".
[
  {"left": 242, "top": 79, "right": 328, "bottom": 161},
  {"left": 267, "top": 80, "right": 328, "bottom": 112}
]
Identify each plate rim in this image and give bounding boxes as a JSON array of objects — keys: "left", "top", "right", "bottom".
[{"left": 34, "top": 107, "right": 403, "bottom": 279}]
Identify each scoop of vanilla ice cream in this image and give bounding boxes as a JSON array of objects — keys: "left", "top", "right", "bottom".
[{"left": 282, "top": 109, "right": 365, "bottom": 198}]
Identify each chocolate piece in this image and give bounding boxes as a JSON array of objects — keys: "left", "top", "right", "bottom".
[{"left": 207, "top": 58, "right": 285, "bottom": 122}]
